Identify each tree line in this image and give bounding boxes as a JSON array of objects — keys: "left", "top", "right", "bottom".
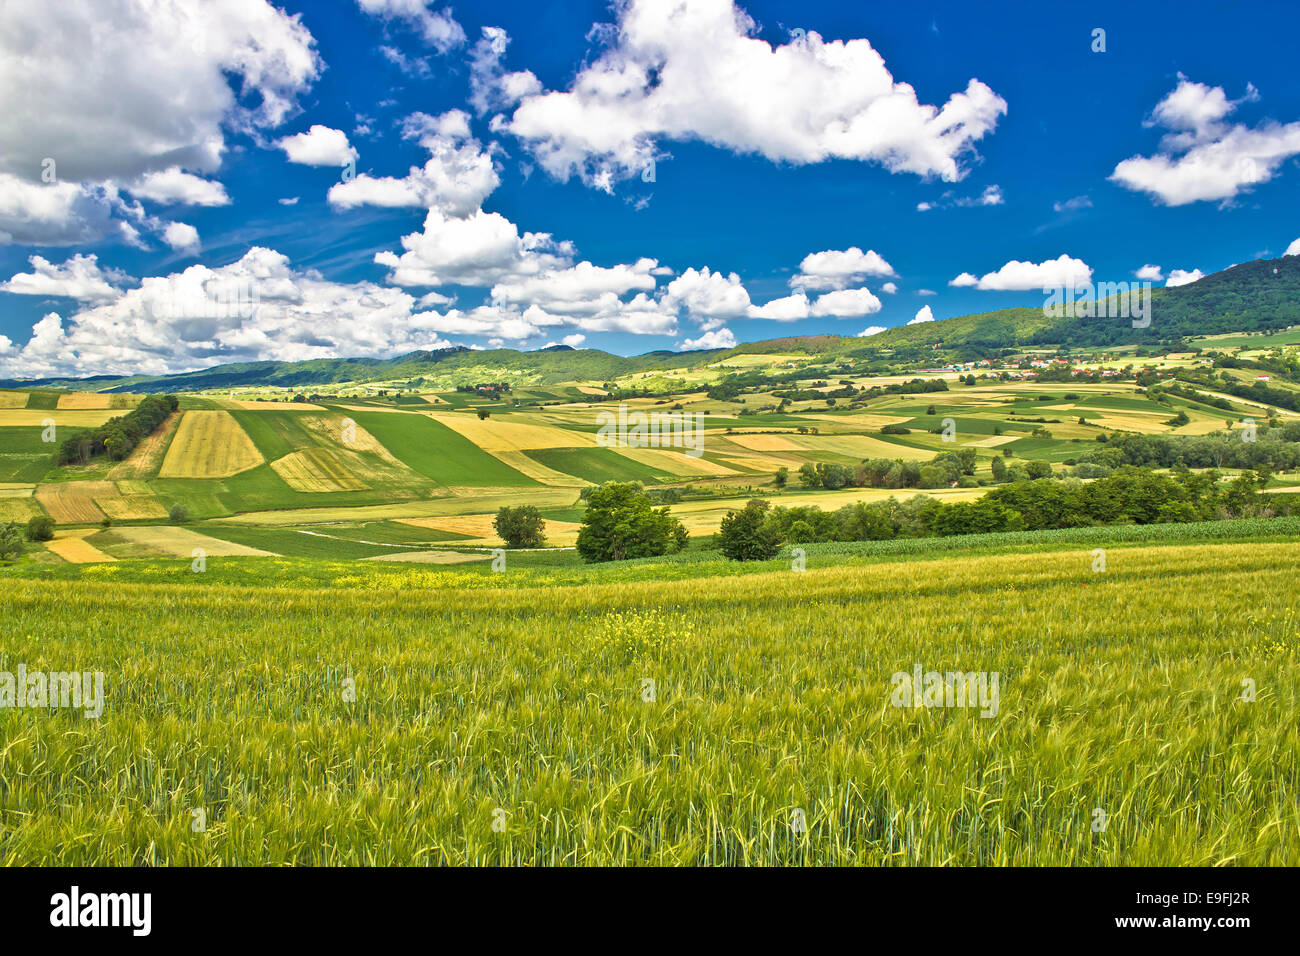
[{"left": 56, "top": 395, "right": 179, "bottom": 466}]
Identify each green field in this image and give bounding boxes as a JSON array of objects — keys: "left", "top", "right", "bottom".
[{"left": 1, "top": 534, "right": 1296, "bottom": 865}]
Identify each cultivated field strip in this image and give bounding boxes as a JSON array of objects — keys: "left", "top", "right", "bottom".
[{"left": 1, "top": 541, "right": 1296, "bottom": 865}]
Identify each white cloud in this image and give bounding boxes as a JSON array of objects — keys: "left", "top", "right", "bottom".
[
  {"left": 791, "top": 247, "right": 895, "bottom": 291},
  {"left": 505, "top": 0, "right": 1006, "bottom": 191},
  {"left": 1135, "top": 264, "right": 1164, "bottom": 281},
  {"left": 880, "top": 281, "right": 898, "bottom": 294},
  {"left": 279, "top": 197, "right": 300, "bottom": 206},
  {"left": 916, "top": 202, "right": 933, "bottom": 212},
  {"left": 1, "top": 254, "right": 125, "bottom": 302},
  {"left": 127, "top": 168, "right": 230, "bottom": 207},
  {"left": 857, "top": 325, "right": 886, "bottom": 337},
  {"left": 469, "top": 27, "right": 543, "bottom": 115},
  {"left": 161, "top": 222, "right": 200, "bottom": 253},
  {"left": 679, "top": 328, "right": 736, "bottom": 351},
  {"left": 1053, "top": 195, "right": 1092, "bottom": 214},
  {"left": 279, "top": 126, "right": 358, "bottom": 167},
  {"left": 913, "top": 184, "right": 1002, "bottom": 211},
  {"left": 356, "top": 0, "right": 465, "bottom": 52},
  {"left": 747, "top": 292, "right": 810, "bottom": 321},
  {"left": 1285, "top": 238, "right": 1300, "bottom": 256},
  {"left": 0, "top": 0, "right": 319, "bottom": 244},
  {"left": 917, "top": 288, "right": 937, "bottom": 296},
  {"left": 1111, "top": 77, "right": 1300, "bottom": 205},
  {"left": 908, "top": 305, "right": 935, "bottom": 324},
  {"left": 328, "top": 111, "right": 499, "bottom": 216},
  {"left": 562, "top": 333, "right": 586, "bottom": 347},
  {"left": 375, "top": 207, "right": 574, "bottom": 288},
  {"left": 664, "top": 267, "right": 752, "bottom": 328},
  {"left": 1165, "top": 268, "right": 1204, "bottom": 287},
  {"left": 950, "top": 254, "right": 1093, "bottom": 291},
  {"left": 810, "top": 287, "right": 882, "bottom": 317},
  {"left": 0, "top": 247, "right": 465, "bottom": 378}
]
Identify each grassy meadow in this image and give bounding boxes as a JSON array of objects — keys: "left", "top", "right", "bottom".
[{"left": 1, "top": 536, "right": 1296, "bottom": 865}]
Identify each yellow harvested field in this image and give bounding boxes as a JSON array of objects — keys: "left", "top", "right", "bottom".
[
  {"left": 35, "top": 481, "right": 111, "bottom": 523},
  {"left": 669, "top": 485, "right": 987, "bottom": 535},
  {"left": 576, "top": 386, "right": 608, "bottom": 396},
  {"left": 0, "top": 409, "right": 120, "bottom": 427},
  {"left": 220, "top": 400, "right": 324, "bottom": 411},
  {"left": 800, "top": 412, "right": 913, "bottom": 428},
  {"left": 612, "top": 446, "right": 738, "bottom": 477},
  {"left": 0, "top": 492, "right": 39, "bottom": 522},
  {"left": 424, "top": 411, "right": 595, "bottom": 452},
  {"left": 159, "top": 411, "right": 264, "bottom": 478},
  {"left": 298, "top": 414, "right": 400, "bottom": 461},
  {"left": 97, "top": 493, "right": 168, "bottom": 521},
  {"left": 793, "top": 434, "right": 934, "bottom": 460},
  {"left": 399, "top": 513, "right": 583, "bottom": 546},
  {"left": 108, "top": 411, "right": 181, "bottom": 479},
  {"left": 214, "top": 488, "right": 581, "bottom": 527},
  {"left": 488, "top": 449, "right": 587, "bottom": 486},
  {"left": 109, "top": 526, "right": 276, "bottom": 557},
  {"left": 726, "top": 434, "right": 801, "bottom": 452},
  {"left": 271, "top": 449, "right": 369, "bottom": 492},
  {"left": 56, "top": 393, "right": 112, "bottom": 409},
  {"left": 0, "top": 483, "right": 34, "bottom": 497},
  {"left": 46, "top": 530, "right": 117, "bottom": 564},
  {"left": 362, "top": 550, "right": 488, "bottom": 564},
  {"left": 0, "top": 392, "right": 29, "bottom": 408},
  {"left": 968, "top": 434, "right": 1020, "bottom": 448}
]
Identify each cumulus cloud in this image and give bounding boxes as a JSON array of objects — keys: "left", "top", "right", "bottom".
[
  {"left": 810, "top": 287, "right": 882, "bottom": 317},
  {"left": 857, "top": 325, "right": 886, "bottom": 337},
  {"left": 1285, "top": 238, "right": 1300, "bottom": 256},
  {"left": 1, "top": 254, "right": 126, "bottom": 302},
  {"left": 1165, "top": 268, "right": 1204, "bottom": 287},
  {"left": 880, "top": 281, "right": 898, "bottom": 294},
  {"left": 0, "top": 247, "right": 465, "bottom": 378},
  {"left": 328, "top": 111, "right": 499, "bottom": 216},
  {"left": 0, "top": 0, "right": 319, "bottom": 244},
  {"left": 747, "top": 292, "right": 810, "bottom": 321},
  {"left": 374, "top": 207, "right": 574, "bottom": 288},
  {"left": 562, "top": 333, "right": 586, "bottom": 347},
  {"left": 679, "top": 328, "right": 736, "bottom": 351},
  {"left": 126, "top": 168, "right": 230, "bottom": 207},
  {"left": 908, "top": 304, "right": 935, "bottom": 324},
  {"left": 949, "top": 254, "right": 1093, "bottom": 291},
  {"left": 279, "top": 126, "right": 359, "bottom": 167},
  {"left": 356, "top": 0, "right": 465, "bottom": 52},
  {"left": 664, "top": 267, "right": 752, "bottom": 328},
  {"left": 469, "top": 27, "right": 543, "bottom": 115},
  {"left": 1135, "top": 264, "right": 1164, "bottom": 281},
  {"left": 791, "top": 247, "right": 895, "bottom": 291},
  {"left": 162, "top": 222, "right": 201, "bottom": 254},
  {"left": 504, "top": 0, "right": 1006, "bottom": 192},
  {"left": 1111, "top": 77, "right": 1300, "bottom": 205}
]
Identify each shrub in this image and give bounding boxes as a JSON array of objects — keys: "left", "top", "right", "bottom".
[
  {"left": 493, "top": 506, "right": 547, "bottom": 548},
  {"left": 25, "top": 514, "right": 55, "bottom": 542},
  {"left": 169, "top": 504, "right": 190, "bottom": 524}
]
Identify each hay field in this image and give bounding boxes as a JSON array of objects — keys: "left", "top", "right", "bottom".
[
  {"left": 45, "top": 529, "right": 118, "bottom": 564},
  {"left": 108, "top": 411, "right": 181, "bottom": 480},
  {"left": 108, "top": 526, "right": 277, "bottom": 557},
  {"left": 270, "top": 449, "right": 370, "bottom": 493},
  {"left": 159, "top": 411, "right": 264, "bottom": 478},
  {"left": 55, "top": 393, "right": 113, "bottom": 410}
]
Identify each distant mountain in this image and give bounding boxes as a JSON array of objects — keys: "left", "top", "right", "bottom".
[{"left": 2, "top": 256, "right": 1295, "bottom": 393}]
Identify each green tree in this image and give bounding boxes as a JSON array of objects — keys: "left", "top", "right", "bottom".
[
  {"left": 25, "top": 514, "right": 55, "bottom": 542},
  {"left": 773, "top": 466, "right": 788, "bottom": 489},
  {"left": 0, "top": 522, "right": 24, "bottom": 562},
  {"left": 493, "top": 505, "right": 546, "bottom": 548},
  {"left": 797, "top": 463, "right": 820, "bottom": 488},
  {"left": 576, "top": 482, "right": 688, "bottom": 562},
  {"left": 990, "top": 455, "right": 1008, "bottom": 482},
  {"left": 477, "top": 408, "right": 491, "bottom": 420},
  {"left": 169, "top": 504, "right": 191, "bottom": 524},
  {"left": 717, "top": 499, "right": 783, "bottom": 561}
]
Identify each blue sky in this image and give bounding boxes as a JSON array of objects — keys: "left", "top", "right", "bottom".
[{"left": 1, "top": 0, "right": 1298, "bottom": 377}]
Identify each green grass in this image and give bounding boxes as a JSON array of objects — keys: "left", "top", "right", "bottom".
[
  {"left": 347, "top": 411, "right": 538, "bottom": 487},
  {"left": 0, "top": 537, "right": 1296, "bottom": 865},
  {"left": 526, "top": 446, "right": 677, "bottom": 484}
]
